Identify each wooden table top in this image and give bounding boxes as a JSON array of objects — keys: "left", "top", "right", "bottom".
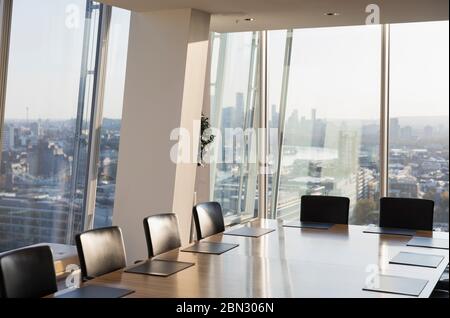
[{"left": 82, "top": 219, "right": 449, "bottom": 298}]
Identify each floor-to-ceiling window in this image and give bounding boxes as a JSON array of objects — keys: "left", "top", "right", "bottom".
[
  {"left": 211, "top": 23, "right": 448, "bottom": 230},
  {"left": 389, "top": 21, "right": 449, "bottom": 231},
  {"left": 210, "top": 32, "right": 260, "bottom": 224},
  {"left": 93, "top": 7, "right": 130, "bottom": 228},
  {"left": 0, "top": 0, "right": 100, "bottom": 251},
  {"left": 274, "top": 25, "right": 382, "bottom": 224}
]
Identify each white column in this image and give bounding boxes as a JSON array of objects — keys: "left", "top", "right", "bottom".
[{"left": 113, "top": 9, "right": 210, "bottom": 262}]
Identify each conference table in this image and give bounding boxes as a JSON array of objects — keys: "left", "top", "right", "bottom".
[{"left": 72, "top": 219, "right": 449, "bottom": 298}]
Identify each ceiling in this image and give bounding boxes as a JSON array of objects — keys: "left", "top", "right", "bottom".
[{"left": 98, "top": 0, "right": 449, "bottom": 32}]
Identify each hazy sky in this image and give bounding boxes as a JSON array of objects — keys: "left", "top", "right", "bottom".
[
  {"left": 389, "top": 21, "right": 449, "bottom": 118},
  {"left": 220, "top": 21, "right": 449, "bottom": 121},
  {"left": 5, "top": 0, "right": 130, "bottom": 120},
  {"left": 4, "top": 1, "right": 448, "bottom": 121}
]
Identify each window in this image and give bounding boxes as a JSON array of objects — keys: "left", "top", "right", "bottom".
[
  {"left": 210, "top": 32, "right": 260, "bottom": 223},
  {"left": 273, "top": 26, "right": 382, "bottom": 224},
  {"left": 211, "top": 23, "right": 448, "bottom": 230},
  {"left": 389, "top": 21, "right": 449, "bottom": 231},
  {"left": 0, "top": 0, "right": 100, "bottom": 252},
  {"left": 93, "top": 7, "right": 130, "bottom": 228}
]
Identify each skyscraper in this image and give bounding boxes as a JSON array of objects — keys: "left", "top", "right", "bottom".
[{"left": 390, "top": 118, "right": 400, "bottom": 142}]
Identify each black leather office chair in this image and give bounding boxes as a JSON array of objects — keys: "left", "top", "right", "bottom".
[
  {"left": 193, "top": 201, "right": 225, "bottom": 240},
  {"left": 379, "top": 197, "right": 434, "bottom": 231},
  {"left": 143, "top": 213, "right": 182, "bottom": 258},
  {"left": 300, "top": 195, "right": 350, "bottom": 224},
  {"left": 431, "top": 288, "right": 449, "bottom": 298},
  {"left": 433, "top": 266, "right": 449, "bottom": 296},
  {"left": 75, "top": 226, "right": 127, "bottom": 280},
  {"left": 0, "top": 245, "right": 57, "bottom": 298},
  {"left": 436, "top": 277, "right": 449, "bottom": 291}
]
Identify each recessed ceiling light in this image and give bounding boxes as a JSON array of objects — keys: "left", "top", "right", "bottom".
[
  {"left": 324, "top": 12, "right": 340, "bottom": 16},
  {"left": 244, "top": 18, "right": 255, "bottom": 21}
]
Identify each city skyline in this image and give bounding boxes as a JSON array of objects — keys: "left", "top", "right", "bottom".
[{"left": 212, "top": 89, "right": 448, "bottom": 229}]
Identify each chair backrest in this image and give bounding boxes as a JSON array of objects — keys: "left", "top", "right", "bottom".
[
  {"left": 193, "top": 201, "right": 225, "bottom": 240},
  {"left": 75, "top": 226, "right": 127, "bottom": 280},
  {"left": 300, "top": 195, "right": 350, "bottom": 224},
  {"left": 0, "top": 245, "right": 57, "bottom": 298},
  {"left": 379, "top": 197, "right": 434, "bottom": 231},
  {"left": 143, "top": 213, "right": 182, "bottom": 258}
]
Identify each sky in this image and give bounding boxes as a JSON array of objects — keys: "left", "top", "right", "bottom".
[
  {"left": 5, "top": 0, "right": 130, "bottom": 120},
  {"left": 4, "top": 1, "right": 449, "bottom": 121},
  {"left": 219, "top": 21, "right": 449, "bottom": 121}
]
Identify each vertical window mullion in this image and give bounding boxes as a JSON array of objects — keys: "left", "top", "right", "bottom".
[
  {"left": 380, "top": 24, "right": 391, "bottom": 199},
  {"left": 0, "top": 0, "right": 13, "bottom": 167},
  {"left": 271, "top": 29, "right": 293, "bottom": 219},
  {"left": 82, "top": 4, "right": 112, "bottom": 231},
  {"left": 258, "top": 30, "right": 268, "bottom": 219}
]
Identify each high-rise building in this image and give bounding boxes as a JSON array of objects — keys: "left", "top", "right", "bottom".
[
  {"left": 27, "top": 141, "right": 70, "bottom": 178},
  {"left": 390, "top": 118, "right": 400, "bottom": 142},
  {"left": 270, "top": 104, "right": 279, "bottom": 128},
  {"left": 424, "top": 125, "right": 433, "bottom": 139},
  {"left": 401, "top": 126, "right": 414, "bottom": 140},
  {"left": 311, "top": 109, "right": 326, "bottom": 148},
  {"left": 1, "top": 124, "right": 15, "bottom": 150}
]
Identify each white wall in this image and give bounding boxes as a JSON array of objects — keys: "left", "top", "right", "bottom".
[{"left": 113, "top": 8, "right": 210, "bottom": 262}]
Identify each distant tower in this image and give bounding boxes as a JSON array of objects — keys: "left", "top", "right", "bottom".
[
  {"left": 235, "top": 92, "right": 244, "bottom": 112},
  {"left": 310, "top": 108, "right": 325, "bottom": 147},
  {"left": 235, "top": 92, "right": 245, "bottom": 124},
  {"left": 424, "top": 125, "right": 433, "bottom": 139},
  {"left": 271, "top": 104, "right": 279, "bottom": 128},
  {"left": 311, "top": 108, "right": 317, "bottom": 122},
  {"left": 26, "top": 106, "right": 29, "bottom": 126},
  {"left": 390, "top": 118, "right": 400, "bottom": 141}
]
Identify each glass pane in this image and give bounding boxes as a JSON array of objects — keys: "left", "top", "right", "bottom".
[
  {"left": 210, "top": 32, "right": 260, "bottom": 224},
  {"left": 389, "top": 21, "right": 449, "bottom": 231},
  {"left": 93, "top": 7, "right": 130, "bottom": 228},
  {"left": 275, "top": 25, "right": 382, "bottom": 225},
  {"left": 0, "top": 0, "right": 99, "bottom": 252}
]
